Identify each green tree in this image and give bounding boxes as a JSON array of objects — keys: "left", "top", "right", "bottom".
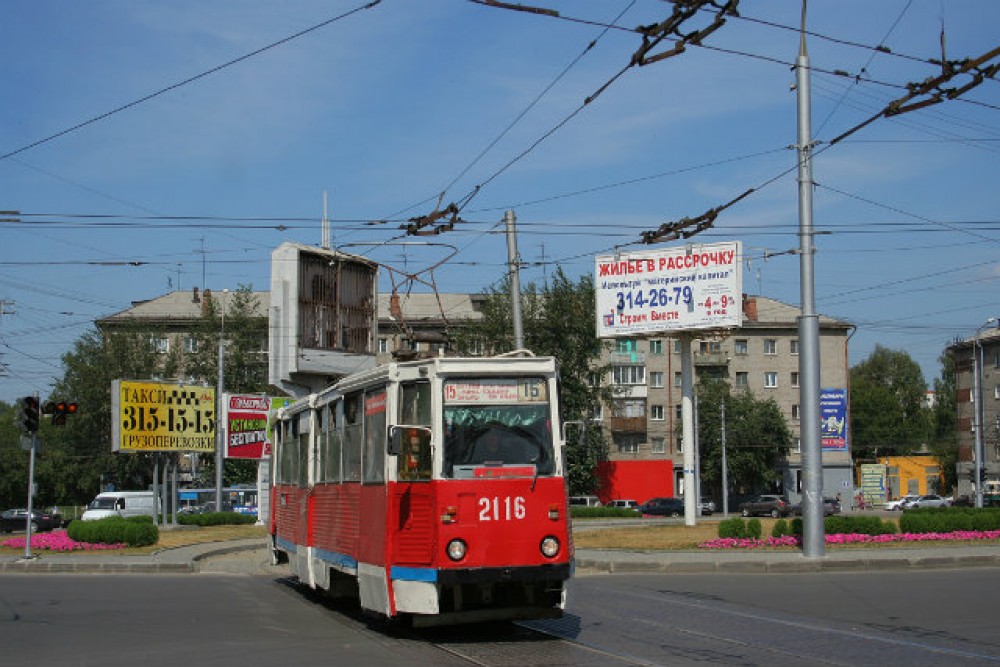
[
  {"left": 36, "top": 325, "right": 167, "bottom": 506},
  {"left": 452, "top": 268, "right": 611, "bottom": 495},
  {"left": 174, "top": 286, "right": 271, "bottom": 486},
  {"left": 849, "top": 345, "right": 932, "bottom": 460},
  {"left": 930, "top": 349, "right": 958, "bottom": 492},
  {"left": 695, "top": 378, "right": 792, "bottom": 499}
]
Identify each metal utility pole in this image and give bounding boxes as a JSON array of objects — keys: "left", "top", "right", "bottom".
[
  {"left": 505, "top": 210, "right": 525, "bottom": 350},
  {"left": 215, "top": 290, "right": 228, "bottom": 511},
  {"left": 681, "top": 335, "right": 696, "bottom": 526},
  {"left": 721, "top": 399, "right": 729, "bottom": 517},
  {"left": 796, "top": 1, "right": 824, "bottom": 558}
]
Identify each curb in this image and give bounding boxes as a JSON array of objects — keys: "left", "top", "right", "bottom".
[{"left": 575, "top": 551, "right": 1000, "bottom": 574}]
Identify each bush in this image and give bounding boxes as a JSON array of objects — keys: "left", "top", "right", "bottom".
[
  {"left": 899, "top": 507, "right": 1000, "bottom": 534},
  {"left": 824, "top": 515, "right": 896, "bottom": 536},
  {"left": 66, "top": 516, "right": 159, "bottom": 547},
  {"left": 771, "top": 519, "right": 791, "bottom": 538},
  {"left": 718, "top": 517, "right": 762, "bottom": 539},
  {"left": 177, "top": 511, "right": 257, "bottom": 527},
  {"left": 568, "top": 506, "right": 641, "bottom": 519}
]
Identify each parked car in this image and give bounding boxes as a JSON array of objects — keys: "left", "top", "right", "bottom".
[
  {"left": 738, "top": 494, "right": 790, "bottom": 518},
  {"left": 790, "top": 497, "right": 841, "bottom": 516},
  {"left": 607, "top": 499, "right": 640, "bottom": 510},
  {"left": 884, "top": 495, "right": 920, "bottom": 511},
  {"left": 700, "top": 497, "right": 716, "bottom": 515},
  {"left": 639, "top": 497, "right": 685, "bottom": 517},
  {"left": 902, "top": 494, "right": 951, "bottom": 509},
  {"left": 569, "top": 495, "right": 602, "bottom": 508},
  {"left": 0, "top": 508, "right": 63, "bottom": 533}
]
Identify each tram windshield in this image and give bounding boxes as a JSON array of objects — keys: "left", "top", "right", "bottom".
[{"left": 442, "top": 377, "right": 555, "bottom": 478}]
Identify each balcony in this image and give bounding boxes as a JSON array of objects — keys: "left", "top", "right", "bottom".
[
  {"left": 694, "top": 351, "right": 729, "bottom": 367},
  {"left": 608, "top": 415, "right": 647, "bottom": 433}
]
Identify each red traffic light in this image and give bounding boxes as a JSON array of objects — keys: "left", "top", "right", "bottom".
[{"left": 50, "top": 401, "right": 78, "bottom": 426}]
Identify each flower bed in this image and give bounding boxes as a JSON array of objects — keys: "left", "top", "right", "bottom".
[
  {"left": 700, "top": 530, "right": 1000, "bottom": 550},
  {"left": 1, "top": 529, "right": 124, "bottom": 552}
]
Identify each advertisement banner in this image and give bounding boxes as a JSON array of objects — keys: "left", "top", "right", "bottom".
[
  {"left": 594, "top": 241, "right": 742, "bottom": 337},
  {"left": 112, "top": 380, "right": 215, "bottom": 452},
  {"left": 820, "top": 388, "right": 848, "bottom": 451},
  {"left": 220, "top": 395, "right": 292, "bottom": 460},
  {"left": 223, "top": 394, "right": 272, "bottom": 460}
]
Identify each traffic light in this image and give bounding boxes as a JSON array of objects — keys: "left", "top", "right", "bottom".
[
  {"left": 45, "top": 400, "right": 78, "bottom": 426},
  {"left": 18, "top": 396, "right": 40, "bottom": 433}
]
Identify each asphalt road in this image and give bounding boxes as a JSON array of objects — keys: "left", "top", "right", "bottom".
[{"left": 4, "top": 567, "right": 999, "bottom": 666}]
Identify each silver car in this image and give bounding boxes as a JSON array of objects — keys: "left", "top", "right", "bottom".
[{"left": 903, "top": 494, "right": 951, "bottom": 509}]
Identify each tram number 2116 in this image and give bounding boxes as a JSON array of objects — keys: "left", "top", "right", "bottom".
[{"left": 479, "top": 496, "right": 526, "bottom": 521}]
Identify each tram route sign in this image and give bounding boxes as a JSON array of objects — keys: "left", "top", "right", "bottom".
[
  {"left": 111, "top": 379, "right": 216, "bottom": 452},
  {"left": 595, "top": 241, "right": 742, "bottom": 337}
]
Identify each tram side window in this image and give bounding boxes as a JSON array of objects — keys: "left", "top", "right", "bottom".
[
  {"left": 363, "top": 388, "right": 386, "bottom": 483},
  {"left": 397, "top": 381, "right": 432, "bottom": 481},
  {"left": 320, "top": 403, "right": 341, "bottom": 483},
  {"left": 296, "top": 411, "right": 310, "bottom": 487},
  {"left": 343, "top": 393, "right": 363, "bottom": 482},
  {"left": 278, "top": 419, "right": 298, "bottom": 485}
]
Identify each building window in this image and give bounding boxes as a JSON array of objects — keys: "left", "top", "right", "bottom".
[
  {"left": 183, "top": 336, "right": 198, "bottom": 354},
  {"left": 699, "top": 340, "right": 721, "bottom": 354},
  {"left": 649, "top": 339, "right": 663, "bottom": 355},
  {"left": 612, "top": 365, "right": 646, "bottom": 385},
  {"left": 591, "top": 404, "right": 603, "bottom": 421},
  {"left": 650, "top": 371, "right": 664, "bottom": 388},
  {"left": 651, "top": 405, "right": 665, "bottom": 421},
  {"left": 734, "top": 339, "right": 748, "bottom": 355},
  {"left": 651, "top": 437, "right": 665, "bottom": 454},
  {"left": 378, "top": 337, "right": 390, "bottom": 353},
  {"left": 673, "top": 339, "right": 682, "bottom": 354},
  {"left": 150, "top": 336, "right": 169, "bottom": 354},
  {"left": 791, "top": 371, "right": 800, "bottom": 387},
  {"left": 994, "top": 385, "right": 1000, "bottom": 400},
  {"left": 764, "top": 372, "right": 778, "bottom": 388},
  {"left": 615, "top": 399, "right": 646, "bottom": 418},
  {"left": 616, "top": 339, "right": 638, "bottom": 353},
  {"left": 790, "top": 339, "right": 799, "bottom": 355},
  {"left": 675, "top": 404, "right": 682, "bottom": 420},
  {"left": 764, "top": 339, "right": 777, "bottom": 355},
  {"left": 674, "top": 372, "right": 682, "bottom": 388},
  {"left": 792, "top": 404, "right": 800, "bottom": 420},
  {"left": 617, "top": 437, "right": 640, "bottom": 454},
  {"left": 676, "top": 433, "right": 683, "bottom": 453},
  {"left": 735, "top": 372, "right": 749, "bottom": 388}
]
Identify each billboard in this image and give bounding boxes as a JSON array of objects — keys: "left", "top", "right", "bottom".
[
  {"left": 112, "top": 380, "right": 215, "bottom": 452},
  {"left": 223, "top": 394, "right": 292, "bottom": 459},
  {"left": 595, "top": 241, "right": 742, "bottom": 337},
  {"left": 820, "top": 388, "right": 848, "bottom": 451}
]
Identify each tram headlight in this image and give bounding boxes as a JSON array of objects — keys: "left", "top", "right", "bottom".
[
  {"left": 446, "top": 539, "right": 467, "bottom": 561},
  {"left": 540, "top": 536, "right": 560, "bottom": 558}
]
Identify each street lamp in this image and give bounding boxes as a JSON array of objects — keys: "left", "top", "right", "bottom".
[{"left": 973, "top": 317, "right": 997, "bottom": 508}]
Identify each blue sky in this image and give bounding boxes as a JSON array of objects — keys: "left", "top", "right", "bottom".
[{"left": 2, "top": 0, "right": 998, "bottom": 405}]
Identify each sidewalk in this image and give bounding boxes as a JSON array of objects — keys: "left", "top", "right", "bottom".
[{"left": 3, "top": 538, "right": 999, "bottom": 575}]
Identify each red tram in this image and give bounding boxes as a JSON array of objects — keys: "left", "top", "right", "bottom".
[{"left": 269, "top": 352, "right": 574, "bottom": 626}]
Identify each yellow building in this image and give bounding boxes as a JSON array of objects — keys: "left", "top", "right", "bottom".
[{"left": 860, "top": 454, "right": 944, "bottom": 504}]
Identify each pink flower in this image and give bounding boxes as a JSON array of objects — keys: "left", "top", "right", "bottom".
[
  {"left": 699, "top": 530, "right": 1000, "bottom": 550},
  {"left": 1, "top": 529, "right": 125, "bottom": 552}
]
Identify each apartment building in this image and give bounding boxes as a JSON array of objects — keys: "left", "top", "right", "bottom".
[
  {"left": 947, "top": 325, "right": 1000, "bottom": 498},
  {"left": 597, "top": 295, "right": 854, "bottom": 505}
]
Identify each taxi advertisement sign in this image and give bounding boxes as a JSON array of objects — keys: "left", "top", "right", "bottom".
[{"left": 112, "top": 379, "right": 216, "bottom": 452}]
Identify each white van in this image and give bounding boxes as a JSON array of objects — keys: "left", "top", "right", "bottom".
[{"left": 81, "top": 491, "right": 158, "bottom": 521}]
